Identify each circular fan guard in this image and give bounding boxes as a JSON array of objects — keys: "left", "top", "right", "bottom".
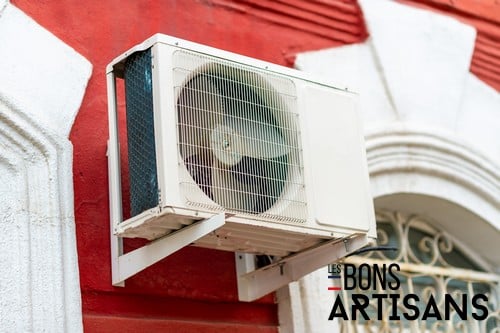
[{"left": 177, "top": 64, "right": 292, "bottom": 214}]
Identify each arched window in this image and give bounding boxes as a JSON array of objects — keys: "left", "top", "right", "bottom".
[{"left": 339, "top": 211, "right": 500, "bottom": 333}]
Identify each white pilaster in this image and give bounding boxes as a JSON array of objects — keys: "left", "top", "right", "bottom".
[{"left": 0, "top": 2, "right": 91, "bottom": 332}]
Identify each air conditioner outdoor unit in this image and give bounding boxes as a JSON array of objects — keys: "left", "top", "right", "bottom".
[{"left": 107, "top": 34, "right": 376, "bottom": 301}]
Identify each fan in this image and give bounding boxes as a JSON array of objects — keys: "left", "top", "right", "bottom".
[{"left": 177, "top": 64, "right": 290, "bottom": 214}]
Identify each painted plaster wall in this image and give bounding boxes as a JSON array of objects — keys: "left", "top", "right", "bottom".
[{"left": 8, "top": 0, "right": 367, "bottom": 331}]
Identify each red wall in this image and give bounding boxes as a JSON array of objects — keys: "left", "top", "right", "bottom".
[{"left": 11, "top": 1, "right": 366, "bottom": 331}]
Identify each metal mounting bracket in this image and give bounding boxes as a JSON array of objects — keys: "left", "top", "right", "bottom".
[
  {"left": 235, "top": 233, "right": 368, "bottom": 302},
  {"left": 111, "top": 213, "right": 225, "bottom": 286}
]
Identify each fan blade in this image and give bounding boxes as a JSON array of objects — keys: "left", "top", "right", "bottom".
[
  {"left": 227, "top": 117, "right": 288, "bottom": 159},
  {"left": 230, "top": 155, "right": 288, "bottom": 213},
  {"left": 212, "top": 161, "right": 258, "bottom": 212},
  {"left": 177, "top": 74, "right": 224, "bottom": 158},
  {"left": 184, "top": 153, "right": 214, "bottom": 199}
]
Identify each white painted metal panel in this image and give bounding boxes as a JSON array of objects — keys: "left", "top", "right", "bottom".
[{"left": 303, "top": 85, "right": 372, "bottom": 233}]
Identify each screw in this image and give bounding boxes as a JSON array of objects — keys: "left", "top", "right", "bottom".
[{"left": 223, "top": 139, "right": 230, "bottom": 150}]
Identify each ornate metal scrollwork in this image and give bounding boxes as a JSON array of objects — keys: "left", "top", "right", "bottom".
[{"left": 339, "top": 210, "right": 499, "bottom": 333}]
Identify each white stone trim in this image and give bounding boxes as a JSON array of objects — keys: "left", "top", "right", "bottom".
[
  {"left": 0, "top": 2, "right": 91, "bottom": 332},
  {"left": 366, "top": 124, "right": 500, "bottom": 268},
  {"left": 366, "top": 124, "right": 500, "bottom": 227}
]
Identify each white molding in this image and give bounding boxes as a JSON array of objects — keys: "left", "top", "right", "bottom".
[
  {"left": 366, "top": 124, "right": 500, "bottom": 268},
  {"left": 0, "top": 97, "right": 82, "bottom": 332},
  {"left": 0, "top": 3, "right": 91, "bottom": 332},
  {"left": 366, "top": 124, "right": 500, "bottom": 225}
]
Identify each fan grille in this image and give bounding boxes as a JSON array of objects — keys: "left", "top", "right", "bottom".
[{"left": 173, "top": 50, "right": 307, "bottom": 223}]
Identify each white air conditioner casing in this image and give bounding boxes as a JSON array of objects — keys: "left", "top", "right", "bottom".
[{"left": 107, "top": 34, "right": 376, "bottom": 298}]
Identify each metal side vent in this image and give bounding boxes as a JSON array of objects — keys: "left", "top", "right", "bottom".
[{"left": 124, "top": 49, "right": 159, "bottom": 217}]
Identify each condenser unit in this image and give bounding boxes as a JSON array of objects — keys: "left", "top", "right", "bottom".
[{"left": 107, "top": 34, "right": 376, "bottom": 301}]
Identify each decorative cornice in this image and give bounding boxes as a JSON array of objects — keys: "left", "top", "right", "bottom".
[{"left": 365, "top": 124, "right": 500, "bottom": 225}]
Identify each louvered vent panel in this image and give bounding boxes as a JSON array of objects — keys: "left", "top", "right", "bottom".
[
  {"left": 124, "top": 49, "right": 159, "bottom": 217},
  {"left": 173, "top": 50, "right": 307, "bottom": 223}
]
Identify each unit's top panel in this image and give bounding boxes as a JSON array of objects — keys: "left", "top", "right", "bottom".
[{"left": 107, "top": 33, "right": 355, "bottom": 94}]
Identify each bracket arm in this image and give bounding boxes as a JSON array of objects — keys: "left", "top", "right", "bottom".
[
  {"left": 112, "top": 213, "right": 225, "bottom": 286},
  {"left": 235, "top": 233, "right": 368, "bottom": 302}
]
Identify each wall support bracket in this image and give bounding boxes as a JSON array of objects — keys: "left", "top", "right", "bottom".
[
  {"left": 111, "top": 213, "right": 225, "bottom": 286},
  {"left": 235, "top": 233, "right": 368, "bottom": 301}
]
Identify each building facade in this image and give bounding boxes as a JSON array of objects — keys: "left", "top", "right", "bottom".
[{"left": 0, "top": 0, "right": 498, "bottom": 332}]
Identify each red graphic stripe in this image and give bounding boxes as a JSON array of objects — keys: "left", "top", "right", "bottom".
[{"left": 328, "top": 287, "right": 342, "bottom": 291}]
